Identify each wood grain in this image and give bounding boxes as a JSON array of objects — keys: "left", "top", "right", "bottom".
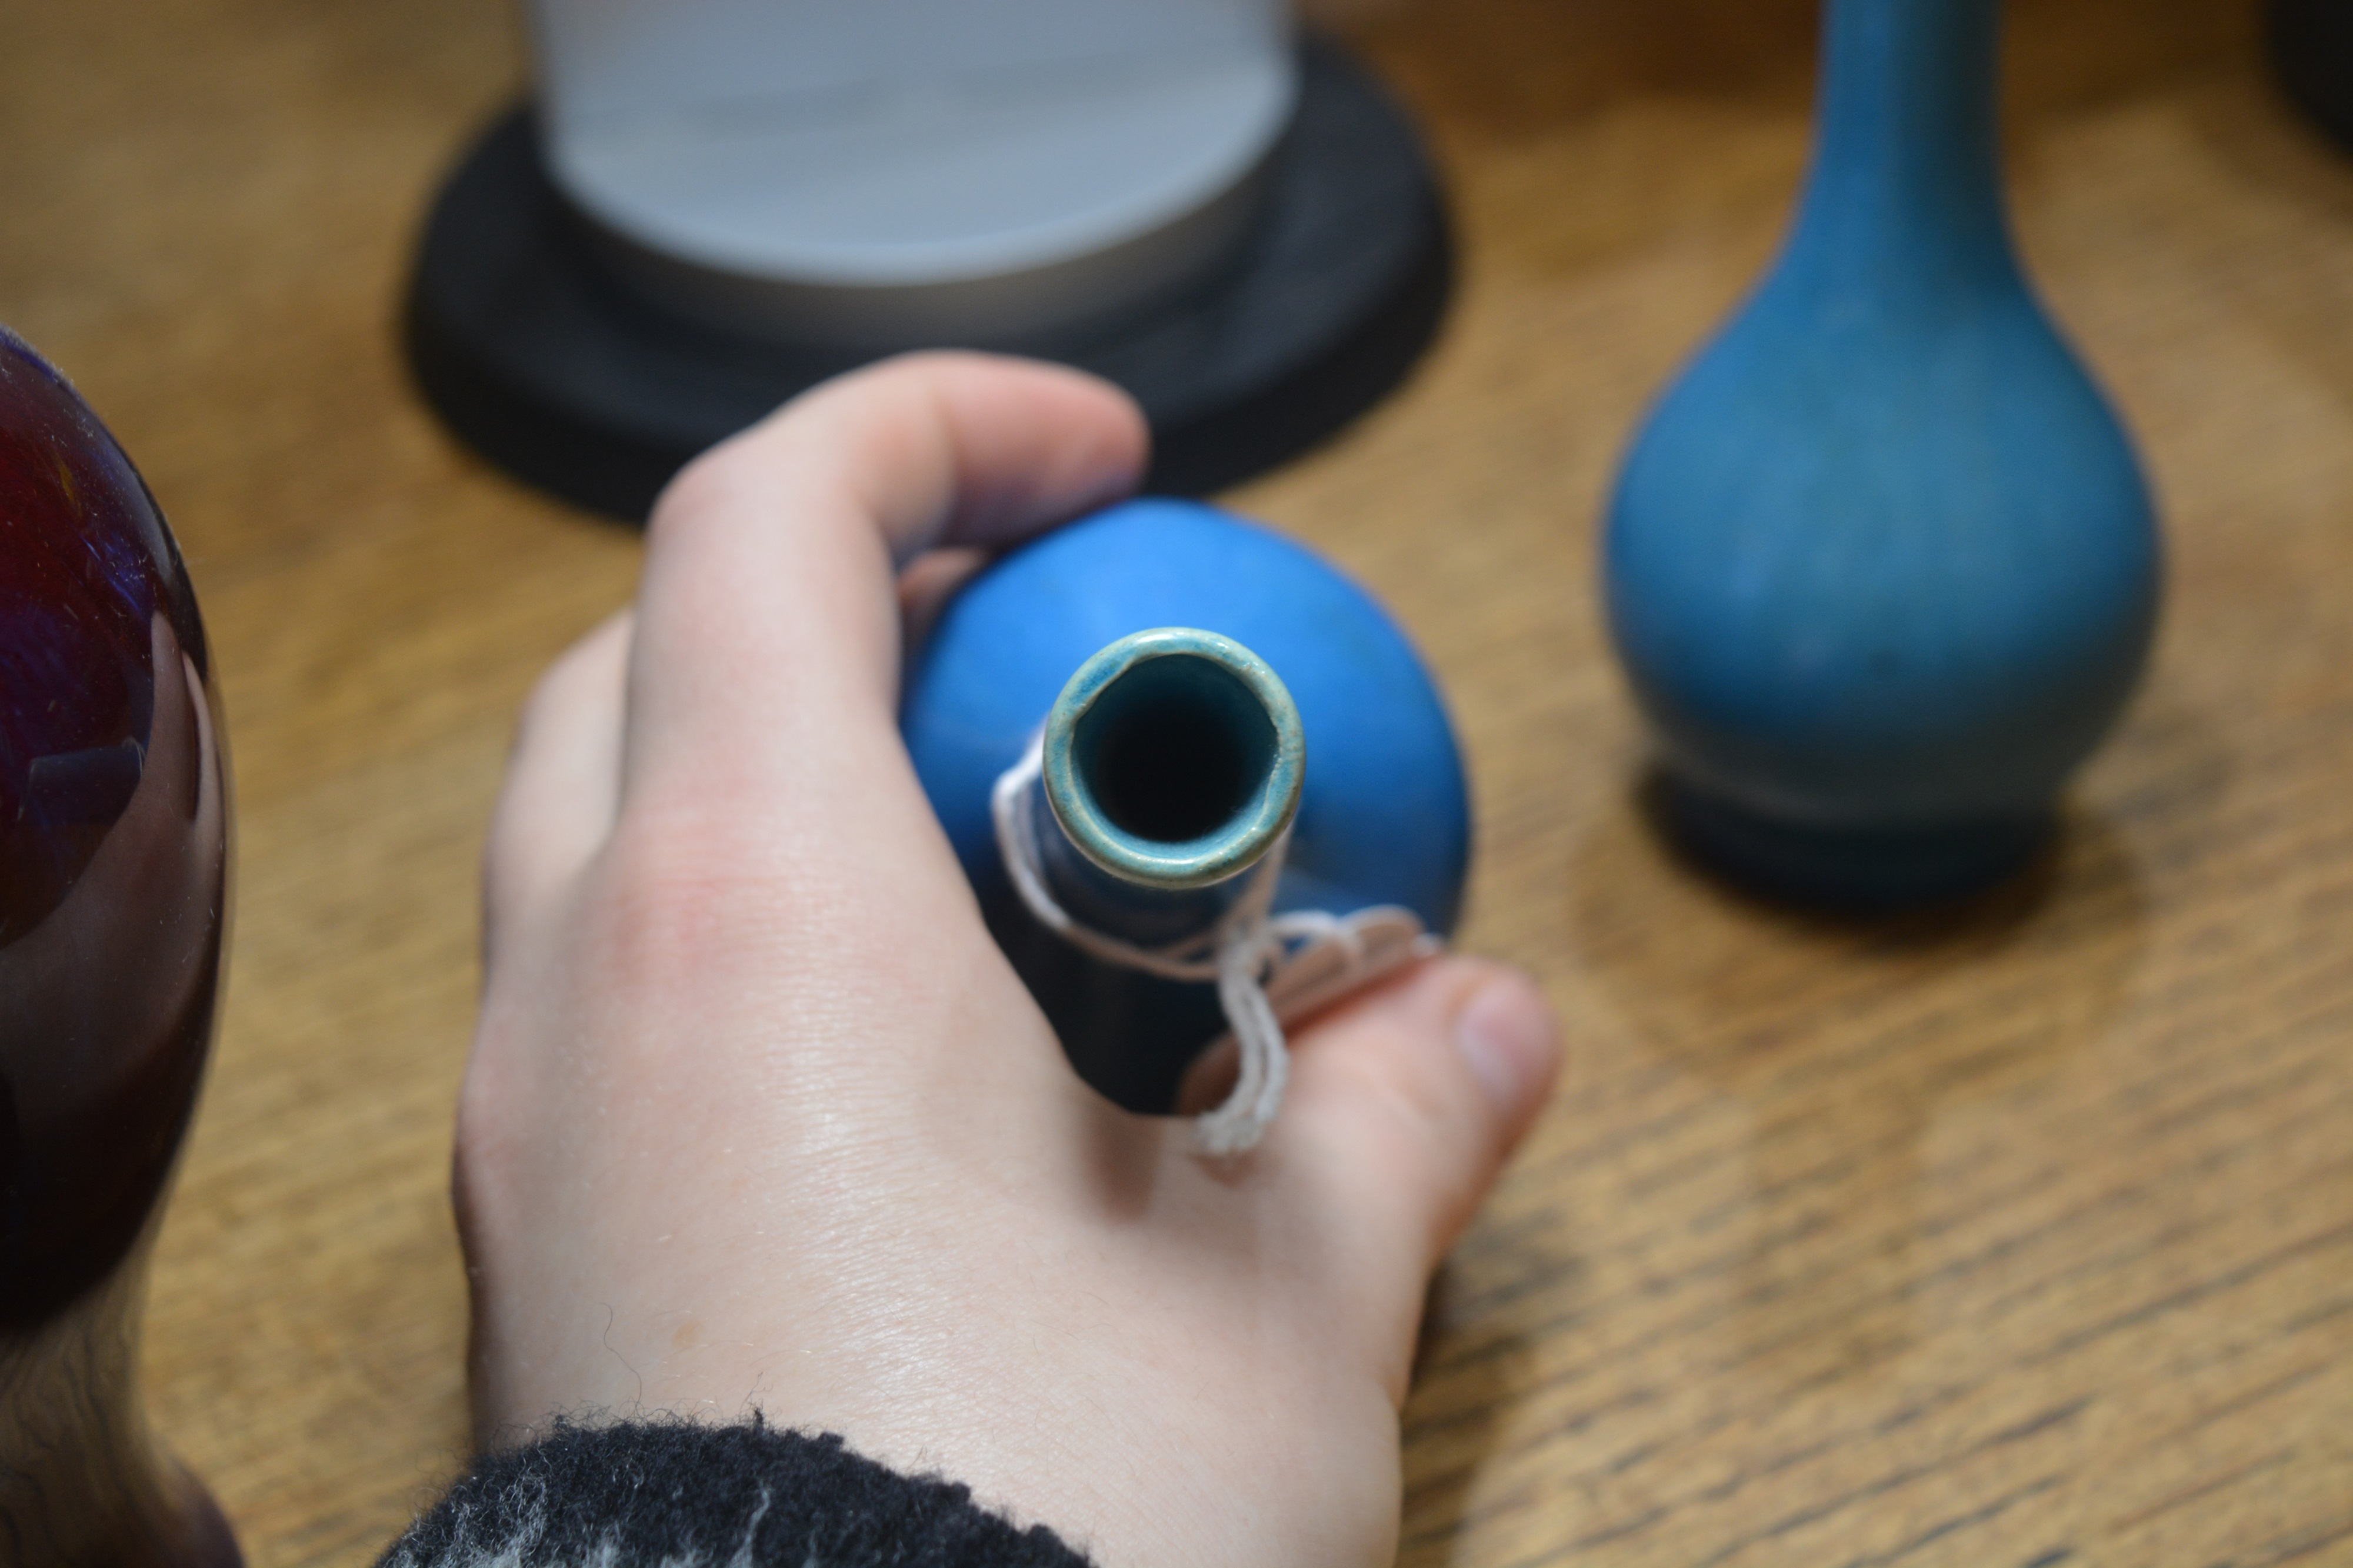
[{"left": 2, "top": 0, "right": 2347, "bottom": 1562}]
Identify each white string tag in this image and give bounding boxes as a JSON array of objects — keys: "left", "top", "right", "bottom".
[{"left": 990, "top": 736, "right": 1430, "bottom": 1155}]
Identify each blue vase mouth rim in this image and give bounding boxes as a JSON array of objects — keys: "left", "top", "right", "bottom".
[{"left": 1041, "top": 626, "right": 1305, "bottom": 891}]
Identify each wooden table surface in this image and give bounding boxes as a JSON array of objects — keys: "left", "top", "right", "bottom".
[{"left": 5, "top": 0, "right": 2349, "bottom": 1562}]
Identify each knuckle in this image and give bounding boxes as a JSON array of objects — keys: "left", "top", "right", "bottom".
[
  {"left": 513, "top": 659, "right": 581, "bottom": 747},
  {"left": 651, "top": 438, "right": 742, "bottom": 522},
  {"left": 1315, "top": 1033, "right": 1489, "bottom": 1241},
  {"left": 452, "top": 1023, "right": 532, "bottom": 1236},
  {"left": 648, "top": 422, "right": 804, "bottom": 552},
  {"left": 1341, "top": 1033, "right": 1465, "bottom": 1147},
  {"left": 569, "top": 803, "right": 839, "bottom": 999},
  {"left": 581, "top": 815, "right": 741, "bottom": 975},
  {"left": 644, "top": 448, "right": 749, "bottom": 558}
]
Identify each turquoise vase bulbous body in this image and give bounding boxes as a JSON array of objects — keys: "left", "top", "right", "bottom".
[
  {"left": 902, "top": 499, "right": 1469, "bottom": 1113},
  {"left": 1604, "top": 0, "right": 2161, "bottom": 905}
]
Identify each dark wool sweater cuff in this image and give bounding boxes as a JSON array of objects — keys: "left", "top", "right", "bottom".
[{"left": 379, "top": 1417, "right": 1096, "bottom": 1567}]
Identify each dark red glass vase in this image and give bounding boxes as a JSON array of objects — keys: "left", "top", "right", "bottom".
[{"left": 0, "top": 326, "right": 238, "bottom": 1567}]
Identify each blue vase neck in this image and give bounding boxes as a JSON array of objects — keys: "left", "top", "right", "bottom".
[
  {"left": 1026, "top": 775, "right": 1265, "bottom": 949},
  {"left": 1777, "top": 0, "right": 2017, "bottom": 311},
  {"left": 1019, "top": 626, "right": 1304, "bottom": 951}
]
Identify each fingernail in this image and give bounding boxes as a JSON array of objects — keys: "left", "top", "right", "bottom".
[{"left": 1454, "top": 974, "right": 1558, "bottom": 1115}]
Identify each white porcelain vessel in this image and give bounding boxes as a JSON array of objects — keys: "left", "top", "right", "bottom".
[{"left": 527, "top": 0, "right": 1296, "bottom": 345}]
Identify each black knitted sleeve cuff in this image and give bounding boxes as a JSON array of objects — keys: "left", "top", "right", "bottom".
[{"left": 378, "top": 1417, "right": 1096, "bottom": 1567}]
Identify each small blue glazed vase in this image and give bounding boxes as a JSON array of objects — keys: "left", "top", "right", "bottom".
[
  {"left": 902, "top": 498, "right": 1469, "bottom": 1113},
  {"left": 1604, "top": 0, "right": 2161, "bottom": 906}
]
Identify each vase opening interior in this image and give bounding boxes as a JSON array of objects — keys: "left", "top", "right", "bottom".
[{"left": 1072, "top": 653, "right": 1277, "bottom": 846}]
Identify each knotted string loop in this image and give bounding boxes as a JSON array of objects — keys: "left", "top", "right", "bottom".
[{"left": 991, "top": 736, "right": 1428, "bottom": 1155}]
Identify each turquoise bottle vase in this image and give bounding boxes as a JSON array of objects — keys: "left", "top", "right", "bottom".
[
  {"left": 902, "top": 499, "right": 1469, "bottom": 1114},
  {"left": 1, "top": 325, "right": 240, "bottom": 1563},
  {"left": 1604, "top": 0, "right": 2161, "bottom": 905}
]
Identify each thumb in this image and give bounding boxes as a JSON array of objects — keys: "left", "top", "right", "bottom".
[{"left": 1266, "top": 958, "right": 1560, "bottom": 1357}]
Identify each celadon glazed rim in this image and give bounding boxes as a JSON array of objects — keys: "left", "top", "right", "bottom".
[{"left": 1041, "top": 626, "right": 1305, "bottom": 891}]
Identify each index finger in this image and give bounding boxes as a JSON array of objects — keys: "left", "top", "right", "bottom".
[{"left": 622, "top": 353, "right": 1148, "bottom": 813}]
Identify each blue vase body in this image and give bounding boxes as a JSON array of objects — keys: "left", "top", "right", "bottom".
[
  {"left": 902, "top": 498, "right": 1469, "bottom": 1112},
  {"left": 1604, "top": 0, "right": 2160, "bottom": 903}
]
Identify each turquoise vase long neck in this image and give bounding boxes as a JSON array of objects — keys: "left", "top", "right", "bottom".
[
  {"left": 1782, "top": 0, "right": 2011, "bottom": 308},
  {"left": 1018, "top": 627, "right": 1304, "bottom": 953}
]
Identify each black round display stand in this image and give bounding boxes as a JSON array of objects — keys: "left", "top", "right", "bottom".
[
  {"left": 2272, "top": 0, "right": 2353, "bottom": 150},
  {"left": 404, "top": 38, "right": 1452, "bottom": 522}
]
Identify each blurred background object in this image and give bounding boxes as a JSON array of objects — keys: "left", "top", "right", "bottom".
[
  {"left": 2269, "top": 0, "right": 2353, "bottom": 149},
  {"left": 1, "top": 325, "right": 238, "bottom": 1568},
  {"left": 406, "top": 0, "right": 1455, "bottom": 518}
]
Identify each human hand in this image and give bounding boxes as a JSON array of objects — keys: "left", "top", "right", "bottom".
[{"left": 456, "top": 353, "right": 1561, "bottom": 1567}]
